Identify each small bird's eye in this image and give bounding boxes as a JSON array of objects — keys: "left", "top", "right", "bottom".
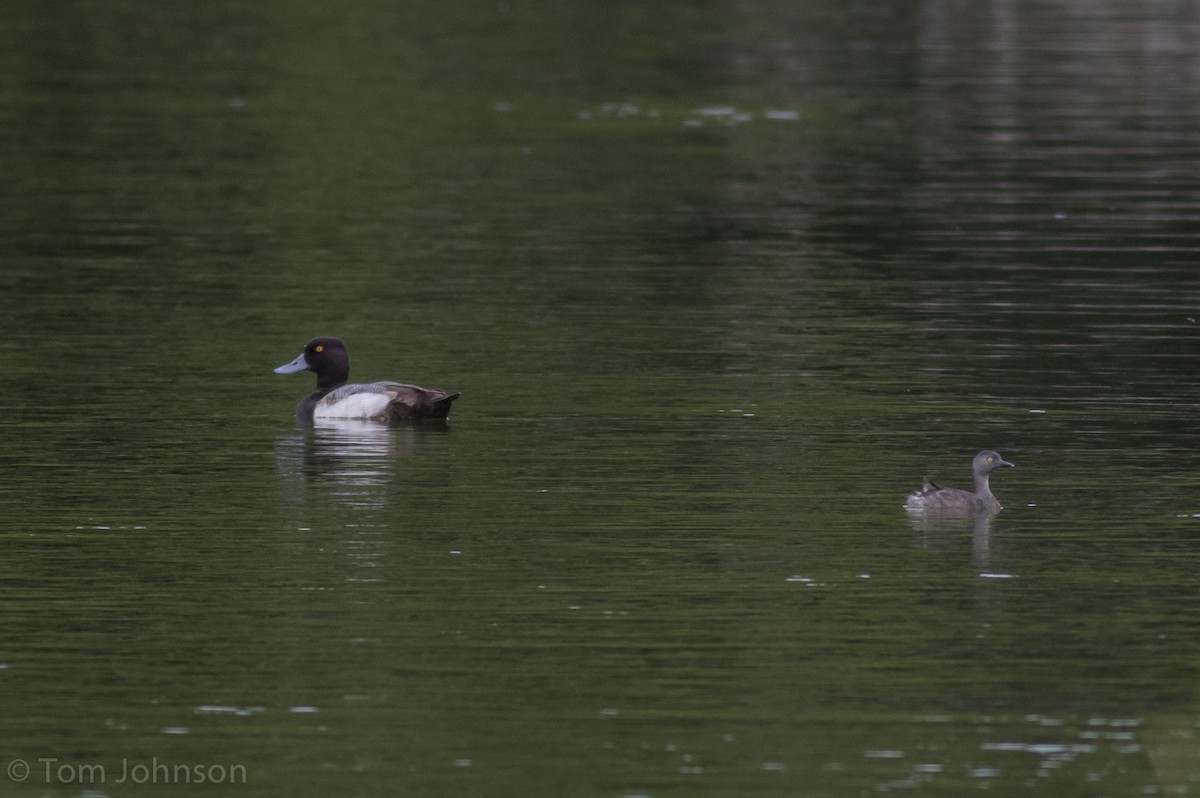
[
  {"left": 987, "top": 456, "right": 994, "bottom": 463},
  {"left": 315, "top": 345, "right": 324, "bottom": 353}
]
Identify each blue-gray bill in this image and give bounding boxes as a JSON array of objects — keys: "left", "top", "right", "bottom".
[{"left": 274, "top": 354, "right": 309, "bottom": 374}]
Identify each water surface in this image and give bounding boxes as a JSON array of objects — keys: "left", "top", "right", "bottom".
[{"left": 3, "top": 1, "right": 1200, "bottom": 796}]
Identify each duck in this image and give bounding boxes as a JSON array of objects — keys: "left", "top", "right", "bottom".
[
  {"left": 904, "top": 450, "right": 1014, "bottom": 516},
  {"left": 274, "top": 336, "right": 460, "bottom": 423}
]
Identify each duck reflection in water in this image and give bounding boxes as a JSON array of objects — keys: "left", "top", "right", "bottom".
[
  {"left": 907, "top": 511, "right": 998, "bottom": 568},
  {"left": 276, "top": 419, "right": 451, "bottom": 511}
]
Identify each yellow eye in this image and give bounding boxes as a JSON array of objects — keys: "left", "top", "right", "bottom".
[
  {"left": 987, "top": 456, "right": 994, "bottom": 463},
  {"left": 315, "top": 345, "right": 324, "bottom": 353}
]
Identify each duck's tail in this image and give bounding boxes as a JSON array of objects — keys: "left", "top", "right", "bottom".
[{"left": 430, "top": 392, "right": 461, "bottom": 418}]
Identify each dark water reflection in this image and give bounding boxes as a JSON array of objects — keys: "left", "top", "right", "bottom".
[
  {"left": 907, "top": 511, "right": 1001, "bottom": 570},
  {"left": 277, "top": 420, "right": 454, "bottom": 512},
  {"left": 2, "top": 0, "right": 1200, "bottom": 796}
]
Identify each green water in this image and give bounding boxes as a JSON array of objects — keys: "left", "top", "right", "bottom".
[{"left": 3, "top": 1, "right": 1200, "bottom": 795}]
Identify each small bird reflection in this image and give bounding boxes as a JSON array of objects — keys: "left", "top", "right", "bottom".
[{"left": 907, "top": 512, "right": 996, "bottom": 568}]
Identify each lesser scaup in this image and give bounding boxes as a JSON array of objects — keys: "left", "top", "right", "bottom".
[
  {"left": 275, "top": 336, "right": 460, "bottom": 423},
  {"left": 904, "top": 450, "right": 1014, "bottom": 516}
]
